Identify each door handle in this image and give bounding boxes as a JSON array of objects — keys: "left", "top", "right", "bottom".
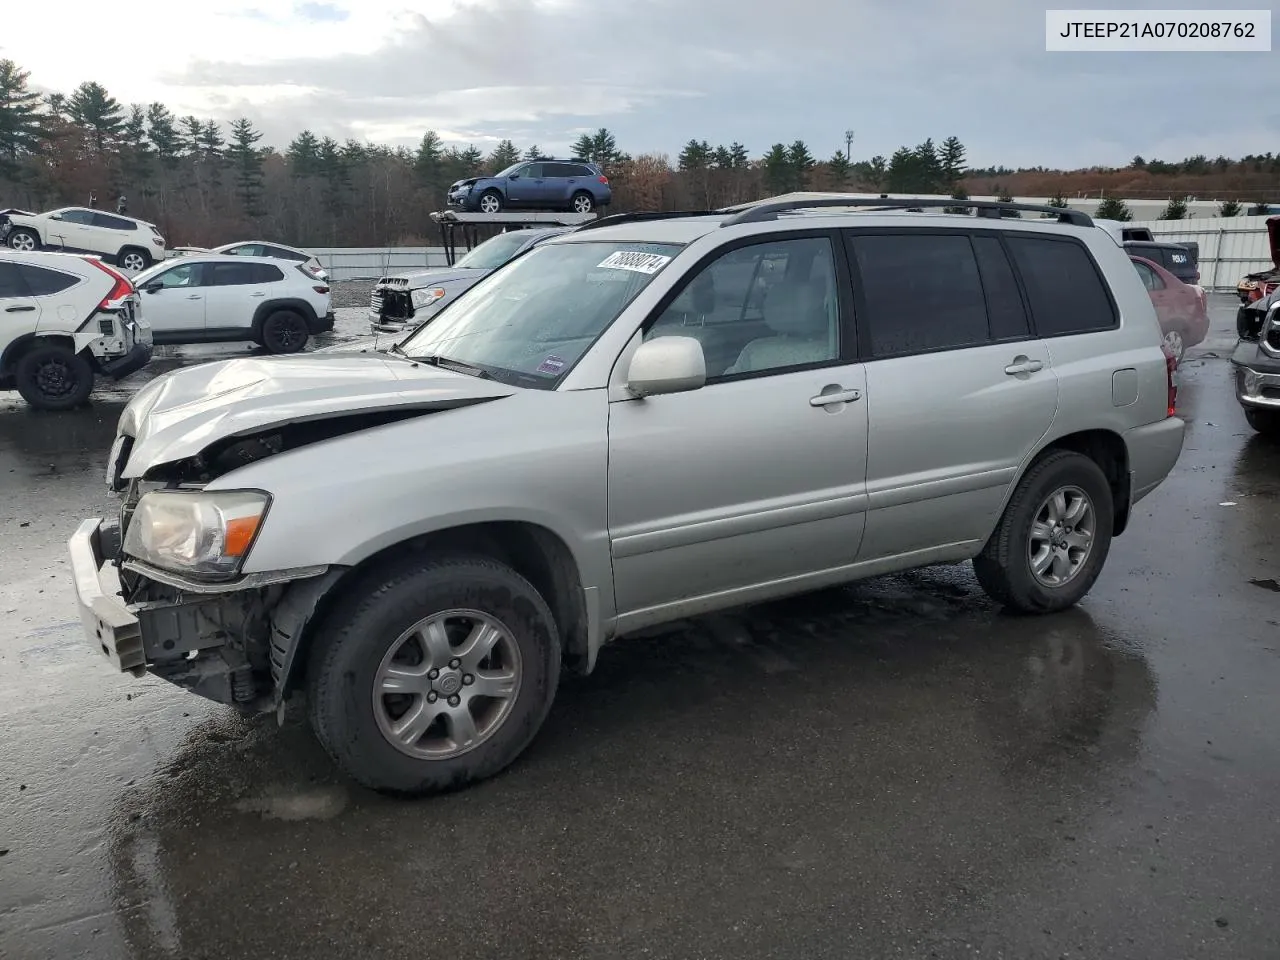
[
  {"left": 4, "top": 305, "right": 36, "bottom": 312},
  {"left": 1004, "top": 357, "right": 1044, "bottom": 376},
  {"left": 810, "top": 387, "right": 861, "bottom": 407},
  {"left": 186, "top": 294, "right": 202, "bottom": 300},
  {"left": 251, "top": 292, "right": 266, "bottom": 297}
]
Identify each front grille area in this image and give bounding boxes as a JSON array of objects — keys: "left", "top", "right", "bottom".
[{"left": 1239, "top": 306, "right": 1263, "bottom": 342}]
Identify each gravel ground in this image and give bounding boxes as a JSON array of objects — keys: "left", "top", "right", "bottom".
[{"left": 330, "top": 279, "right": 376, "bottom": 309}]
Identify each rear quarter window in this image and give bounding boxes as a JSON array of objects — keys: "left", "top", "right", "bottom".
[
  {"left": 1005, "top": 236, "right": 1117, "bottom": 336},
  {"left": 17, "top": 264, "right": 79, "bottom": 296}
]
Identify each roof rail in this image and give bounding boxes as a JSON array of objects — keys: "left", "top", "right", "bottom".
[
  {"left": 719, "top": 195, "right": 1094, "bottom": 228},
  {"left": 573, "top": 210, "right": 724, "bottom": 231}
]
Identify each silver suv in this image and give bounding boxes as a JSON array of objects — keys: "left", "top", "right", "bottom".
[{"left": 69, "top": 196, "right": 1185, "bottom": 795}]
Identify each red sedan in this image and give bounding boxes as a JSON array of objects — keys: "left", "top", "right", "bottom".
[{"left": 1130, "top": 255, "right": 1208, "bottom": 363}]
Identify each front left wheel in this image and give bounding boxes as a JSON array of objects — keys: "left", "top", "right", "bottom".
[
  {"left": 14, "top": 344, "right": 94, "bottom": 410},
  {"left": 306, "top": 556, "right": 562, "bottom": 795},
  {"left": 8, "top": 228, "right": 39, "bottom": 252}
]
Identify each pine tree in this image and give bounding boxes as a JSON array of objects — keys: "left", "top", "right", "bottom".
[
  {"left": 67, "top": 81, "right": 123, "bottom": 152},
  {"left": 912, "top": 138, "right": 941, "bottom": 191},
  {"left": 1159, "top": 195, "right": 1188, "bottom": 220},
  {"left": 487, "top": 139, "right": 519, "bottom": 172},
  {"left": 1217, "top": 199, "right": 1243, "bottom": 217},
  {"left": 827, "top": 151, "right": 851, "bottom": 189},
  {"left": 0, "top": 59, "right": 44, "bottom": 179},
  {"left": 712, "top": 145, "right": 734, "bottom": 170},
  {"left": 458, "top": 145, "right": 484, "bottom": 173},
  {"left": 287, "top": 130, "right": 322, "bottom": 177},
  {"left": 198, "top": 120, "right": 224, "bottom": 186},
  {"left": 1047, "top": 190, "right": 1069, "bottom": 208},
  {"left": 884, "top": 147, "right": 915, "bottom": 192},
  {"left": 678, "top": 139, "right": 712, "bottom": 172},
  {"left": 226, "top": 117, "right": 265, "bottom": 218},
  {"left": 570, "top": 133, "right": 593, "bottom": 162},
  {"left": 119, "top": 104, "right": 151, "bottom": 186},
  {"left": 945, "top": 185, "right": 969, "bottom": 215},
  {"left": 523, "top": 144, "right": 543, "bottom": 161},
  {"left": 787, "top": 140, "right": 815, "bottom": 190},
  {"left": 728, "top": 142, "right": 750, "bottom": 169},
  {"left": 180, "top": 116, "right": 203, "bottom": 158},
  {"left": 939, "top": 136, "right": 966, "bottom": 187},
  {"left": 763, "top": 143, "right": 791, "bottom": 194},
  {"left": 415, "top": 130, "right": 444, "bottom": 185},
  {"left": 1095, "top": 195, "right": 1132, "bottom": 221},
  {"left": 145, "top": 103, "right": 181, "bottom": 169},
  {"left": 866, "top": 155, "right": 887, "bottom": 188}
]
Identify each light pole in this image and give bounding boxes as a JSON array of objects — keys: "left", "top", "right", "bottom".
[{"left": 844, "top": 129, "right": 855, "bottom": 162}]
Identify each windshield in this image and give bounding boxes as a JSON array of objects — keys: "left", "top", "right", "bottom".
[
  {"left": 493, "top": 163, "right": 524, "bottom": 178},
  {"left": 400, "top": 240, "right": 682, "bottom": 387},
  {"left": 454, "top": 231, "right": 540, "bottom": 270}
]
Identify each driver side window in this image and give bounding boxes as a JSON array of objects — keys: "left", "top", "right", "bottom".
[{"left": 645, "top": 237, "right": 840, "bottom": 380}]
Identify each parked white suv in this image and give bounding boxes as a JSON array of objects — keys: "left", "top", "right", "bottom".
[
  {"left": 69, "top": 197, "right": 1184, "bottom": 795},
  {"left": 131, "top": 254, "right": 334, "bottom": 353},
  {"left": 2, "top": 207, "right": 167, "bottom": 272},
  {"left": 213, "top": 241, "right": 328, "bottom": 282},
  {"left": 1, "top": 251, "right": 151, "bottom": 409}
]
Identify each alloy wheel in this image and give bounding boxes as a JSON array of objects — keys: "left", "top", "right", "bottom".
[{"left": 1027, "top": 485, "right": 1096, "bottom": 588}]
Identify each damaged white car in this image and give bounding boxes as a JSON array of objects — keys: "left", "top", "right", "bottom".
[{"left": 69, "top": 200, "right": 1183, "bottom": 795}]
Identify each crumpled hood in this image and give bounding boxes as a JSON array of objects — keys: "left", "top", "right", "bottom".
[
  {"left": 384, "top": 267, "right": 477, "bottom": 289},
  {"left": 119, "top": 353, "right": 514, "bottom": 477}
]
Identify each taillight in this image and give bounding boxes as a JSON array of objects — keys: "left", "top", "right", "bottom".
[
  {"left": 84, "top": 257, "right": 134, "bottom": 306},
  {"left": 598, "top": 175, "right": 609, "bottom": 184},
  {"left": 313, "top": 285, "right": 329, "bottom": 294},
  {"left": 1162, "top": 343, "right": 1178, "bottom": 416}
]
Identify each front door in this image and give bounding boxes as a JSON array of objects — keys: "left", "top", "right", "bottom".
[
  {"left": 46, "top": 209, "right": 94, "bottom": 251},
  {"left": 607, "top": 233, "right": 869, "bottom": 630},
  {"left": 843, "top": 230, "right": 1060, "bottom": 561},
  {"left": 506, "top": 163, "right": 544, "bottom": 206},
  {"left": 142, "top": 261, "right": 207, "bottom": 337}
]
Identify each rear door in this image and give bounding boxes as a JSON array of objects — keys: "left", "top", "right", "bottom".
[
  {"left": 204, "top": 261, "right": 283, "bottom": 332},
  {"left": 141, "top": 260, "right": 207, "bottom": 335},
  {"left": 88, "top": 212, "right": 137, "bottom": 258},
  {"left": 0, "top": 260, "right": 40, "bottom": 335},
  {"left": 544, "top": 163, "right": 580, "bottom": 206},
  {"left": 844, "top": 230, "right": 1059, "bottom": 561}
]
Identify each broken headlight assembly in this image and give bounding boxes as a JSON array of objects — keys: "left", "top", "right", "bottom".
[
  {"left": 411, "top": 286, "right": 447, "bottom": 310},
  {"left": 122, "top": 490, "right": 271, "bottom": 580}
]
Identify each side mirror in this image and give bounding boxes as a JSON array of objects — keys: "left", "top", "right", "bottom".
[
  {"left": 508, "top": 174, "right": 520, "bottom": 180},
  {"left": 49, "top": 213, "right": 62, "bottom": 221},
  {"left": 142, "top": 281, "right": 163, "bottom": 294},
  {"left": 626, "top": 336, "right": 706, "bottom": 398}
]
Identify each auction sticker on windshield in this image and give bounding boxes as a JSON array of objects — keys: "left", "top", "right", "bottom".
[{"left": 597, "top": 251, "right": 672, "bottom": 275}]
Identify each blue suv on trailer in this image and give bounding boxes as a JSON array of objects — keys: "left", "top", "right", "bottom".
[{"left": 447, "top": 159, "right": 612, "bottom": 214}]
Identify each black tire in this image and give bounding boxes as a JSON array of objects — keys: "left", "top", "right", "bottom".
[
  {"left": 477, "top": 189, "right": 504, "bottom": 214},
  {"left": 7, "top": 228, "right": 40, "bottom": 252},
  {"left": 117, "top": 247, "right": 151, "bottom": 272},
  {"left": 14, "top": 344, "right": 94, "bottom": 411},
  {"left": 306, "top": 555, "right": 561, "bottom": 795},
  {"left": 1244, "top": 407, "right": 1280, "bottom": 436},
  {"left": 570, "top": 191, "right": 595, "bottom": 214},
  {"left": 973, "top": 450, "right": 1114, "bottom": 614},
  {"left": 260, "top": 310, "right": 310, "bottom": 354}
]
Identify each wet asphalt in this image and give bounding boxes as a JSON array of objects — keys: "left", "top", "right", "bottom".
[{"left": 1, "top": 296, "right": 1278, "bottom": 960}]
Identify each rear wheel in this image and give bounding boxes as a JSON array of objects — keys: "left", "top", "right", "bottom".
[
  {"left": 15, "top": 344, "right": 94, "bottom": 410},
  {"left": 478, "top": 190, "right": 503, "bottom": 214},
  {"left": 973, "top": 451, "right": 1114, "bottom": 614},
  {"left": 260, "top": 310, "right": 309, "bottom": 354},
  {"left": 571, "top": 191, "right": 595, "bottom": 214},
  {"left": 306, "top": 556, "right": 561, "bottom": 795},
  {"left": 118, "top": 248, "right": 151, "bottom": 272},
  {"left": 8, "top": 228, "right": 39, "bottom": 252},
  {"left": 1244, "top": 407, "right": 1280, "bottom": 436}
]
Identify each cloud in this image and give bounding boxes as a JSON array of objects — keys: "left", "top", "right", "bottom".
[{"left": 7, "top": 0, "right": 1280, "bottom": 168}]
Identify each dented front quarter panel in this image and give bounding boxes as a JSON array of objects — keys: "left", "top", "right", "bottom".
[
  {"left": 119, "top": 353, "right": 515, "bottom": 478},
  {"left": 205, "top": 386, "right": 615, "bottom": 623}
]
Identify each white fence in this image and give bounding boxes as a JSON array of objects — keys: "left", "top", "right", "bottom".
[
  {"left": 1125, "top": 215, "right": 1274, "bottom": 291},
  {"left": 311, "top": 215, "right": 1276, "bottom": 291},
  {"left": 312, "top": 247, "right": 452, "bottom": 282}
]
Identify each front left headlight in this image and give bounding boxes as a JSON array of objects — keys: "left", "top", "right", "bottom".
[
  {"left": 123, "top": 490, "right": 270, "bottom": 579},
  {"left": 411, "top": 286, "right": 447, "bottom": 310}
]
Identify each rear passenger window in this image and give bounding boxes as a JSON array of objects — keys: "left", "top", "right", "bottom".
[
  {"left": 0, "top": 262, "right": 28, "bottom": 298},
  {"left": 18, "top": 264, "right": 78, "bottom": 296},
  {"left": 252, "top": 263, "right": 284, "bottom": 282},
  {"left": 267, "top": 246, "right": 307, "bottom": 262},
  {"left": 851, "top": 234, "right": 988, "bottom": 357},
  {"left": 1005, "top": 236, "right": 1117, "bottom": 336},
  {"left": 972, "top": 236, "right": 1030, "bottom": 340}
]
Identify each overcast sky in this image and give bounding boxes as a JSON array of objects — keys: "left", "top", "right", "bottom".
[{"left": 2, "top": 0, "right": 1276, "bottom": 169}]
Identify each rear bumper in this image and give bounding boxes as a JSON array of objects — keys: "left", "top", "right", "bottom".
[
  {"left": 97, "top": 342, "right": 152, "bottom": 380},
  {"left": 1125, "top": 416, "right": 1185, "bottom": 505}
]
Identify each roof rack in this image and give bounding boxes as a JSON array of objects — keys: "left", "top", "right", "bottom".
[
  {"left": 574, "top": 210, "right": 724, "bottom": 232},
  {"left": 719, "top": 195, "right": 1094, "bottom": 228}
]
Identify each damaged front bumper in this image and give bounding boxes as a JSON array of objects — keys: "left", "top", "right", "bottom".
[{"left": 69, "top": 517, "right": 339, "bottom": 710}]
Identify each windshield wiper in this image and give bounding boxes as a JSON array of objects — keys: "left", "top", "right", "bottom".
[{"left": 416, "top": 354, "right": 492, "bottom": 380}]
